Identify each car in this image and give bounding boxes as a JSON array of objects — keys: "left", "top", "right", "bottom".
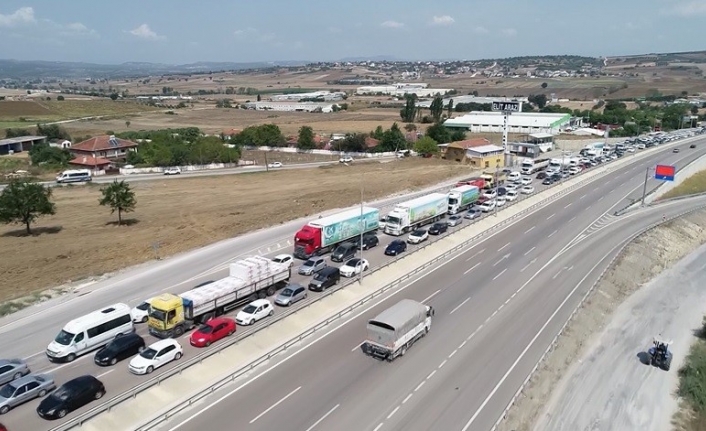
[
  {"left": 130, "top": 299, "right": 153, "bottom": 323},
  {"left": 36, "top": 375, "right": 105, "bottom": 420},
  {"left": 235, "top": 299, "right": 274, "bottom": 326},
  {"left": 690, "top": 144, "right": 696, "bottom": 149},
  {"left": 308, "top": 267, "right": 340, "bottom": 291},
  {"left": 673, "top": 148, "right": 680, "bottom": 153},
  {"left": 482, "top": 190, "right": 497, "bottom": 199},
  {"left": 267, "top": 162, "right": 283, "bottom": 168},
  {"left": 542, "top": 177, "right": 554, "bottom": 185},
  {"left": 505, "top": 190, "right": 519, "bottom": 201},
  {"left": 297, "top": 257, "right": 326, "bottom": 276},
  {"left": 0, "top": 374, "right": 56, "bottom": 415},
  {"left": 536, "top": 172, "right": 548, "bottom": 180},
  {"left": 496, "top": 186, "right": 507, "bottom": 196},
  {"left": 331, "top": 242, "right": 358, "bottom": 262},
  {"left": 163, "top": 167, "right": 181, "bottom": 175},
  {"left": 495, "top": 196, "right": 507, "bottom": 207},
  {"left": 0, "top": 360, "right": 29, "bottom": 386},
  {"left": 384, "top": 239, "right": 407, "bottom": 256},
  {"left": 428, "top": 222, "right": 448, "bottom": 235},
  {"left": 479, "top": 200, "right": 496, "bottom": 212},
  {"left": 271, "top": 254, "right": 294, "bottom": 268},
  {"left": 356, "top": 233, "right": 379, "bottom": 250},
  {"left": 128, "top": 339, "right": 183, "bottom": 375},
  {"left": 521, "top": 185, "right": 535, "bottom": 194},
  {"left": 447, "top": 215, "right": 463, "bottom": 227},
  {"left": 189, "top": 317, "right": 236, "bottom": 347},
  {"left": 339, "top": 258, "right": 370, "bottom": 278},
  {"left": 339, "top": 156, "right": 353, "bottom": 163},
  {"left": 505, "top": 183, "right": 519, "bottom": 191},
  {"left": 94, "top": 333, "right": 146, "bottom": 366},
  {"left": 274, "top": 283, "right": 308, "bottom": 307},
  {"left": 465, "top": 208, "right": 482, "bottom": 219},
  {"left": 520, "top": 176, "right": 532, "bottom": 185},
  {"left": 507, "top": 172, "right": 521, "bottom": 182},
  {"left": 407, "top": 229, "right": 429, "bottom": 244},
  {"left": 569, "top": 166, "right": 581, "bottom": 175}
]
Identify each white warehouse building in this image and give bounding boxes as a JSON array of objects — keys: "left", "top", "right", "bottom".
[
  {"left": 417, "top": 95, "right": 528, "bottom": 108},
  {"left": 241, "top": 101, "right": 336, "bottom": 113},
  {"left": 356, "top": 83, "right": 452, "bottom": 97},
  {"left": 444, "top": 112, "right": 572, "bottom": 135},
  {"left": 270, "top": 91, "right": 346, "bottom": 102}
]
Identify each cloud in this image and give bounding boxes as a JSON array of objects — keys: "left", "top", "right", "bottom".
[
  {"left": 128, "top": 24, "right": 164, "bottom": 40},
  {"left": 666, "top": 0, "right": 706, "bottom": 15},
  {"left": 431, "top": 15, "right": 455, "bottom": 26},
  {"left": 474, "top": 26, "right": 489, "bottom": 34},
  {"left": 381, "top": 20, "right": 404, "bottom": 29},
  {"left": 260, "top": 32, "right": 276, "bottom": 42},
  {"left": 502, "top": 28, "right": 517, "bottom": 37},
  {"left": 233, "top": 27, "right": 256, "bottom": 37},
  {"left": 64, "top": 22, "right": 97, "bottom": 36},
  {"left": 0, "top": 6, "right": 36, "bottom": 27},
  {"left": 328, "top": 26, "right": 342, "bottom": 33}
]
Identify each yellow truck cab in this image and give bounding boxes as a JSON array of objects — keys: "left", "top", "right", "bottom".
[{"left": 148, "top": 293, "right": 186, "bottom": 338}]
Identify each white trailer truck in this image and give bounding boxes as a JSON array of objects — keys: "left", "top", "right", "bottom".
[
  {"left": 448, "top": 185, "right": 480, "bottom": 214},
  {"left": 363, "top": 299, "right": 434, "bottom": 361},
  {"left": 520, "top": 158, "right": 550, "bottom": 174},
  {"left": 383, "top": 193, "right": 448, "bottom": 236}
]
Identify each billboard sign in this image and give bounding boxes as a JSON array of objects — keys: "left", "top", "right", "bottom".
[
  {"left": 491, "top": 101, "right": 521, "bottom": 112},
  {"left": 654, "top": 164, "right": 675, "bottom": 181}
]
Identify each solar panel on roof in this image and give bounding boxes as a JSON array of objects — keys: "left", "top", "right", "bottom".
[{"left": 109, "top": 137, "right": 119, "bottom": 147}]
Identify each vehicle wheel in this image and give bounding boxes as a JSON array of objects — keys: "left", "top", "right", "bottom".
[
  {"left": 268, "top": 310, "right": 274, "bottom": 317},
  {"left": 0, "top": 405, "right": 10, "bottom": 414},
  {"left": 94, "top": 389, "right": 105, "bottom": 400},
  {"left": 58, "top": 409, "right": 68, "bottom": 418},
  {"left": 174, "top": 326, "right": 184, "bottom": 337},
  {"left": 266, "top": 286, "right": 276, "bottom": 296},
  {"left": 146, "top": 366, "right": 154, "bottom": 374},
  {"left": 227, "top": 330, "right": 234, "bottom": 336},
  {"left": 66, "top": 353, "right": 76, "bottom": 362},
  {"left": 249, "top": 319, "right": 254, "bottom": 326},
  {"left": 258, "top": 290, "right": 267, "bottom": 299},
  {"left": 110, "top": 358, "right": 117, "bottom": 366},
  {"left": 13, "top": 371, "right": 22, "bottom": 380},
  {"left": 304, "top": 293, "right": 308, "bottom": 299},
  {"left": 205, "top": 341, "right": 211, "bottom": 347},
  {"left": 175, "top": 352, "right": 182, "bottom": 360},
  {"left": 142, "top": 316, "right": 148, "bottom": 323},
  {"left": 424, "top": 326, "right": 429, "bottom": 335},
  {"left": 400, "top": 345, "right": 407, "bottom": 356},
  {"left": 38, "top": 389, "right": 47, "bottom": 397}
]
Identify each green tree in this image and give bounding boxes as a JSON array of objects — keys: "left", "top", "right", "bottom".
[
  {"left": 257, "top": 94, "right": 262, "bottom": 102},
  {"left": 99, "top": 180, "right": 136, "bottom": 226},
  {"left": 125, "top": 120, "right": 131, "bottom": 128},
  {"left": 414, "top": 136, "right": 439, "bottom": 155},
  {"left": 57, "top": 95, "right": 65, "bottom": 101},
  {"left": 541, "top": 82, "right": 548, "bottom": 88},
  {"left": 0, "top": 179, "right": 56, "bottom": 235},
  {"left": 447, "top": 99, "right": 454, "bottom": 117},
  {"left": 339, "top": 133, "right": 367, "bottom": 152},
  {"left": 429, "top": 96, "right": 444, "bottom": 123},
  {"left": 110, "top": 93, "right": 119, "bottom": 101},
  {"left": 36, "top": 123, "right": 71, "bottom": 141},
  {"left": 450, "top": 129, "right": 466, "bottom": 141},
  {"left": 399, "top": 94, "right": 417, "bottom": 122},
  {"left": 528, "top": 94, "right": 548, "bottom": 109},
  {"left": 5, "top": 128, "right": 32, "bottom": 138},
  {"left": 297, "top": 126, "right": 316, "bottom": 150},
  {"left": 371, "top": 125, "right": 384, "bottom": 140},
  {"left": 379, "top": 123, "right": 407, "bottom": 152},
  {"left": 28, "top": 143, "right": 72, "bottom": 166},
  {"left": 425, "top": 123, "right": 451, "bottom": 144},
  {"left": 691, "top": 105, "right": 699, "bottom": 115}
]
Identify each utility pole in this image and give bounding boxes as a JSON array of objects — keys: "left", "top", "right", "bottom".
[
  {"left": 264, "top": 151, "right": 269, "bottom": 172},
  {"left": 359, "top": 172, "right": 365, "bottom": 284},
  {"left": 641, "top": 166, "right": 653, "bottom": 206}
]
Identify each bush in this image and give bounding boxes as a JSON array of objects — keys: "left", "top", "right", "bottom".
[{"left": 678, "top": 338, "right": 706, "bottom": 412}]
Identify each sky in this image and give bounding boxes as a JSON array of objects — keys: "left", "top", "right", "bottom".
[{"left": 0, "top": 0, "right": 705, "bottom": 64}]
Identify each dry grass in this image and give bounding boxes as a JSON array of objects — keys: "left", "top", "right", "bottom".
[
  {"left": 0, "top": 100, "right": 159, "bottom": 125},
  {"left": 0, "top": 158, "right": 470, "bottom": 301},
  {"left": 660, "top": 170, "right": 706, "bottom": 200}
]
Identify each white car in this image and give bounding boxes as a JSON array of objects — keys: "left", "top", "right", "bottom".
[
  {"left": 235, "top": 299, "right": 274, "bottom": 326},
  {"left": 340, "top": 258, "right": 370, "bottom": 277},
  {"left": 507, "top": 171, "right": 521, "bottom": 182},
  {"left": 128, "top": 339, "right": 183, "bottom": 375},
  {"left": 521, "top": 185, "right": 535, "bottom": 195},
  {"left": 505, "top": 190, "right": 519, "bottom": 201},
  {"left": 163, "top": 167, "right": 181, "bottom": 175},
  {"left": 495, "top": 196, "right": 507, "bottom": 207},
  {"left": 505, "top": 183, "right": 518, "bottom": 191},
  {"left": 479, "top": 200, "right": 496, "bottom": 212},
  {"left": 407, "top": 229, "right": 429, "bottom": 244},
  {"left": 520, "top": 176, "right": 532, "bottom": 185},
  {"left": 339, "top": 156, "right": 353, "bottom": 163},
  {"left": 482, "top": 190, "right": 497, "bottom": 199},
  {"left": 271, "top": 254, "right": 294, "bottom": 268},
  {"left": 131, "top": 299, "right": 153, "bottom": 323},
  {"left": 569, "top": 166, "right": 581, "bottom": 175},
  {"left": 447, "top": 215, "right": 463, "bottom": 227},
  {"left": 267, "top": 162, "right": 283, "bottom": 168}
]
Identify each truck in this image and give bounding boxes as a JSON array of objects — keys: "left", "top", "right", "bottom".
[
  {"left": 363, "top": 299, "right": 434, "bottom": 361},
  {"left": 455, "top": 177, "right": 486, "bottom": 189},
  {"left": 293, "top": 207, "right": 379, "bottom": 259},
  {"left": 148, "top": 256, "right": 290, "bottom": 338},
  {"left": 383, "top": 193, "right": 448, "bottom": 236},
  {"left": 548, "top": 158, "right": 573, "bottom": 171},
  {"left": 480, "top": 171, "right": 506, "bottom": 189},
  {"left": 520, "top": 158, "right": 550, "bottom": 175},
  {"left": 448, "top": 185, "right": 480, "bottom": 214}
]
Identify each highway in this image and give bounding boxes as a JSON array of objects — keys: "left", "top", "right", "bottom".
[
  {"left": 0, "top": 136, "right": 701, "bottom": 429},
  {"left": 145, "top": 138, "right": 706, "bottom": 431}
]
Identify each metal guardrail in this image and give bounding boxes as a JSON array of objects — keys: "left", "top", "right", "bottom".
[
  {"left": 51, "top": 145, "right": 649, "bottom": 431},
  {"left": 489, "top": 200, "right": 706, "bottom": 431}
]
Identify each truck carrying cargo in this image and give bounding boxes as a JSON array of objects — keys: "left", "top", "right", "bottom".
[
  {"left": 148, "top": 256, "right": 290, "bottom": 338},
  {"left": 455, "top": 177, "right": 486, "bottom": 189},
  {"left": 520, "top": 158, "right": 550, "bottom": 174},
  {"left": 383, "top": 193, "right": 448, "bottom": 236},
  {"left": 548, "top": 158, "right": 572, "bottom": 171},
  {"left": 480, "top": 171, "right": 506, "bottom": 189},
  {"left": 448, "top": 185, "right": 480, "bottom": 214},
  {"left": 363, "top": 299, "right": 434, "bottom": 361},
  {"left": 293, "top": 207, "right": 379, "bottom": 259}
]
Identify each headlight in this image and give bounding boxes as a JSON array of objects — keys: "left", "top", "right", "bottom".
[
  {"left": 46, "top": 409, "right": 56, "bottom": 414},
  {"left": 198, "top": 338, "right": 205, "bottom": 342}
]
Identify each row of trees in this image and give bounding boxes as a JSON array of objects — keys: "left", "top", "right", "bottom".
[{"left": 126, "top": 135, "right": 240, "bottom": 167}]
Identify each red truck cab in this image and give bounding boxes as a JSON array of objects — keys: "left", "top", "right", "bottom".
[{"left": 294, "top": 225, "right": 322, "bottom": 259}]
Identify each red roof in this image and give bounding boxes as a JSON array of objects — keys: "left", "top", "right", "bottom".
[
  {"left": 447, "top": 138, "right": 490, "bottom": 149},
  {"left": 69, "top": 155, "right": 112, "bottom": 167},
  {"left": 365, "top": 137, "right": 379, "bottom": 148},
  {"left": 71, "top": 135, "right": 138, "bottom": 152}
]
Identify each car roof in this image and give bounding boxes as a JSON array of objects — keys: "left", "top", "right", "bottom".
[
  {"left": 273, "top": 254, "right": 291, "bottom": 259},
  {"left": 148, "top": 339, "right": 178, "bottom": 350},
  {"left": 0, "top": 359, "right": 24, "bottom": 368},
  {"left": 249, "top": 299, "right": 271, "bottom": 307},
  {"left": 345, "top": 258, "right": 360, "bottom": 264},
  {"left": 9, "top": 374, "right": 45, "bottom": 386}
]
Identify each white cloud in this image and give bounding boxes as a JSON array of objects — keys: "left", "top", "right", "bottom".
[
  {"left": 431, "top": 15, "right": 455, "bottom": 26},
  {"left": 474, "top": 26, "right": 489, "bottom": 34},
  {"left": 233, "top": 27, "right": 256, "bottom": 37},
  {"left": 128, "top": 24, "right": 165, "bottom": 40},
  {"left": 667, "top": 0, "right": 706, "bottom": 15},
  {"left": 328, "top": 26, "right": 342, "bottom": 33},
  {"left": 381, "top": 20, "right": 404, "bottom": 29},
  {"left": 0, "top": 6, "right": 36, "bottom": 27},
  {"left": 502, "top": 28, "right": 517, "bottom": 37},
  {"left": 64, "top": 22, "right": 96, "bottom": 36},
  {"left": 260, "top": 32, "right": 276, "bottom": 42}
]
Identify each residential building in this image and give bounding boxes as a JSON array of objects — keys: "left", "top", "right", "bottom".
[
  {"left": 465, "top": 145, "right": 505, "bottom": 169},
  {"left": 68, "top": 135, "right": 138, "bottom": 170},
  {"left": 68, "top": 155, "right": 112, "bottom": 172},
  {"left": 442, "top": 138, "right": 490, "bottom": 162}
]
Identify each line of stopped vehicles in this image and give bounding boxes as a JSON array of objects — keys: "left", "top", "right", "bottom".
[{"left": 0, "top": 129, "right": 702, "bottom": 427}]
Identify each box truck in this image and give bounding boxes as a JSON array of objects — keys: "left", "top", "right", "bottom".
[
  {"left": 293, "top": 207, "right": 380, "bottom": 259},
  {"left": 448, "top": 185, "right": 480, "bottom": 214},
  {"left": 520, "top": 158, "right": 550, "bottom": 174},
  {"left": 383, "top": 193, "right": 448, "bottom": 236},
  {"left": 363, "top": 299, "right": 434, "bottom": 361}
]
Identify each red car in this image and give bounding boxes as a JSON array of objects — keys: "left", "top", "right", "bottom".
[{"left": 189, "top": 317, "right": 236, "bottom": 347}]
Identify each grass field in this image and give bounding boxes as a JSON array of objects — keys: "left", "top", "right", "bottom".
[
  {"left": 659, "top": 170, "right": 706, "bottom": 200},
  {"left": 0, "top": 100, "right": 160, "bottom": 126},
  {"left": 0, "top": 158, "right": 470, "bottom": 302}
]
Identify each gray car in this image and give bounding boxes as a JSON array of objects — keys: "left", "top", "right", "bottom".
[
  {"left": 274, "top": 283, "right": 308, "bottom": 307},
  {"left": 0, "top": 374, "right": 56, "bottom": 414},
  {"left": 0, "top": 359, "right": 30, "bottom": 386},
  {"left": 297, "top": 257, "right": 326, "bottom": 276}
]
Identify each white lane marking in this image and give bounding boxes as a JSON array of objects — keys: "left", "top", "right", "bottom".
[
  {"left": 427, "top": 370, "right": 437, "bottom": 380},
  {"left": 414, "top": 381, "right": 425, "bottom": 392},
  {"left": 421, "top": 289, "right": 441, "bottom": 304},
  {"left": 548, "top": 230, "right": 557, "bottom": 238},
  {"left": 45, "top": 355, "right": 90, "bottom": 373},
  {"left": 373, "top": 423, "right": 383, "bottom": 431},
  {"left": 464, "top": 262, "right": 481, "bottom": 275},
  {"left": 493, "top": 253, "right": 511, "bottom": 267},
  {"left": 23, "top": 351, "right": 44, "bottom": 360},
  {"left": 402, "top": 393, "right": 413, "bottom": 404},
  {"left": 96, "top": 369, "right": 114, "bottom": 378},
  {"left": 465, "top": 248, "right": 486, "bottom": 262},
  {"left": 552, "top": 269, "right": 563, "bottom": 280},
  {"left": 586, "top": 205, "right": 592, "bottom": 210},
  {"left": 450, "top": 297, "right": 471, "bottom": 315},
  {"left": 521, "top": 258, "right": 537, "bottom": 273},
  {"left": 304, "top": 404, "right": 340, "bottom": 431},
  {"left": 547, "top": 213, "right": 555, "bottom": 219},
  {"left": 569, "top": 216, "right": 576, "bottom": 222},
  {"left": 387, "top": 406, "right": 400, "bottom": 419},
  {"left": 598, "top": 196, "right": 604, "bottom": 201},
  {"left": 492, "top": 269, "right": 507, "bottom": 280},
  {"left": 564, "top": 203, "right": 572, "bottom": 208},
  {"left": 524, "top": 247, "right": 535, "bottom": 256},
  {"left": 449, "top": 349, "right": 458, "bottom": 358},
  {"left": 351, "top": 342, "right": 363, "bottom": 352},
  {"left": 525, "top": 226, "right": 535, "bottom": 234},
  {"left": 249, "top": 386, "right": 301, "bottom": 424},
  {"left": 459, "top": 340, "right": 467, "bottom": 349},
  {"left": 438, "top": 359, "right": 448, "bottom": 369},
  {"left": 580, "top": 194, "right": 586, "bottom": 199},
  {"left": 498, "top": 242, "right": 510, "bottom": 252}
]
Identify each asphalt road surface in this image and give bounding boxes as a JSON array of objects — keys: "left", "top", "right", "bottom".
[
  {"left": 0, "top": 138, "right": 701, "bottom": 429},
  {"left": 147, "top": 140, "right": 706, "bottom": 431}
]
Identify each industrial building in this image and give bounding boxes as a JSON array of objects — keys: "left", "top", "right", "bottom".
[
  {"left": 0, "top": 135, "right": 46, "bottom": 155},
  {"left": 241, "top": 101, "right": 336, "bottom": 113},
  {"left": 355, "top": 83, "right": 452, "bottom": 97},
  {"left": 270, "top": 91, "right": 346, "bottom": 102},
  {"left": 417, "top": 95, "right": 528, "bottom": 108},
  {"left": 444, "top": 112, "right": 572, "bottom": 134}
]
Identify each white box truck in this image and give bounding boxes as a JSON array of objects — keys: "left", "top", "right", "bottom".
[
  {"left": 448, "top": 185, "right": 480, "bottom": 214},
  {"left": 383, "top": 193, "right": 448, "bottom": 236},
  {"left": 363, "top": 299, "right": 434, "bottom": 361},
  {"left": 520, "top": 158, "right": 550, "bottom": 174}
]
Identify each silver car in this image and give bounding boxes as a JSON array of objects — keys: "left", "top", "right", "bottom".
[
  {"left": 0, "top": 374, "right": 56, "bottom": 414},
  {"left": 0, "top": 359, "right": 29, "bottom": 386},
  {"left": 297, "top": 257, "right": 326, "bottom": 276},
  {"left": 274, "top": 283, "right": 308, "bottom": 307}
]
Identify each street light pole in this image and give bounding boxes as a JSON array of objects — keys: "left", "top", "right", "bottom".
[
  {"left": 359, "top": 172, "right": 365, "bottom": 284},
  {"left": 641, "top": 166, "right": 653, "bottom": 206}
]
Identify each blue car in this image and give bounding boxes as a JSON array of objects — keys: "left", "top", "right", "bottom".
[{"left": 384, "top": 239, "right": 407, "bottom": 256}]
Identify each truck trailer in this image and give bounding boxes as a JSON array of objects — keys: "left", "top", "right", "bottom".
[
  {"left": 363, "top": 299, "right": 434, "bottom": 361},
  {"left": 448, "top": 185, "right": 480, "bottom": 214},
  {"left": 455, "top": 178, "right": 487, "bottom": 189},
  {"left": 293, "top": 207, "right": 380, "bottom": 259},
  {"left": 520, "top": 158, "right": 550, "bottom": 175},
  {"left": 383, "top": 193, "right": 448, "bottom": 236},
  {"left": 148, "top": 256, "right": 290, "bottom": 338}
]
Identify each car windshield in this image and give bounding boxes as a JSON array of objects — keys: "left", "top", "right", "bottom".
[
  {"left": 150, "top": 309, "right": 167, "bottom": 321},
  {"left": 303, "top": 260, "right": 315, "bottom": 267},
  {"left": 197, "top": 325, "right": 213, "bottom": 334},
  {"left": 53, "top": 386, "right": 71, "bottom": 401},
  {"left": 281, "top": 288, "right": 293, "bottom": 296},
  {"left": 390, "top": 240, "right": 403, "bottom": 247},
  {"left": 243, "top": 305, "right": 257, "bottom": 314},
  {"left": 0, "top": 383, "right": 16, "bottom": 398},
  {"left": 54, "top": 330, "right": 75, "bottom": 346},
  {"left": 412, "top": 230, "right": 425, "bottom": 236},
  {"left": 313, "top": 272, "right": 326, "bottom": 281},
  {"left": 140, "top": 348, "right": 158, "bottom": 359},
  {"left": 346, "top": 259, "right": 360, "bottom": 266},
  {"left": 386, "top": 216, "right": 401, "bottom": 227},
  {"left": 136, "top": 302, "right": 150, "bottom": 311}
]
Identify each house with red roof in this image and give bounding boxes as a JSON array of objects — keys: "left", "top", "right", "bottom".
[{"left": 68, "top": 135, "right": 139, "bottom": 171}]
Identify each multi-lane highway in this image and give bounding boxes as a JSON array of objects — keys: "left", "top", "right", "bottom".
[
  {"left": 0, "top": 134, "right": 702, "bottom": 429},
  {"left": 144, "top": 138, "right": 706, "bottom": 431}
]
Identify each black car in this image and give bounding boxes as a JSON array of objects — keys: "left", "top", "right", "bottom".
[
  {"left": 37, "top": 375, "right": 105, "bottom": 420},
  {"left": 690, "top": 144, "right": 697, "bottom": 148},
  {"left": 428, "top": 222, "right": 448, "bottom": 235},
  {"left": 331, "top": 242, "right": 357, "bottom": 262},
  {"left": 496, "top": 186, "right": 507, "bottom": 196},
  {"left": 384, "top": 239, "right": 407, "bottom": 256},
  {"left": 356, "top": 234, "right": 379, "bottom": 250},
  {"left": 536, "top": 172, "right": 548, "bottom": 180},
  {"left": 542, "top": 177, "right": 555, "bottom": 185},
  {"left": 308, "top": 267, "right": 340, "bottom": 292},
  {"left": 94, "top": 333, "right": 146, "bottom": 366}
]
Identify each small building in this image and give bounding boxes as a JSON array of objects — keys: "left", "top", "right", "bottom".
[
  {"left": 443, "top": 138, "right": 490, "bottom": 162},
  {"left": 465, "top": 145, "right": 505, "bottom": 169},
  {"left": 507, "top": 132, "right": 555, "bottom": 158},
  {"left": 444, "top": 112, "right": 572, "bottom": 134},
  {"left": 68, "top": 155, "right": 112, "bottom": 173},
  {"left": 69, "top": 135, "right": 138, "bottom": 163},
  {"left": 0, "top": 135, "right": 47, "bottom": 155}
]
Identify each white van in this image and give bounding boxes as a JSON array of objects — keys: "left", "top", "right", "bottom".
[
  {"left": 46, "top": 303, "right": 134, "bottom": 362},
  {"left": 56, "top": 169, "right": 92, "bottom": 184}
]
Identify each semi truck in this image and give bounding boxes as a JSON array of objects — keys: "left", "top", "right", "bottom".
[
  {"left": 148, "top": 256, "right": 290, "bottom": 338},
  {"left": 363, "top": 299, "right": 434, "bottom": 361},
  {"left": 480, "top": 171, "right": 506, "bottom": 189},
  {"left": 455, "top": 177, "right": 486, "bottom": 189},
  {"left": 548, "top": 158, "right": 573, "bottom": 171},
  {"left": 293, "top": 207, "right": 379, "bottom": 259},
  {"left": 383, "top": 193, "right": 448, "bottom": 236},
  {"left": 448, "top": 185, "right": 480, "bottom": 214},
  {"left": 520, "top": 158, "right": 550, "bottom": 174}
]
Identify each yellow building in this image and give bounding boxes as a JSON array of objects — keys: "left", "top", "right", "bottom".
[{"left": 465, "top": 144, "right": 505, "bottom": 169}]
